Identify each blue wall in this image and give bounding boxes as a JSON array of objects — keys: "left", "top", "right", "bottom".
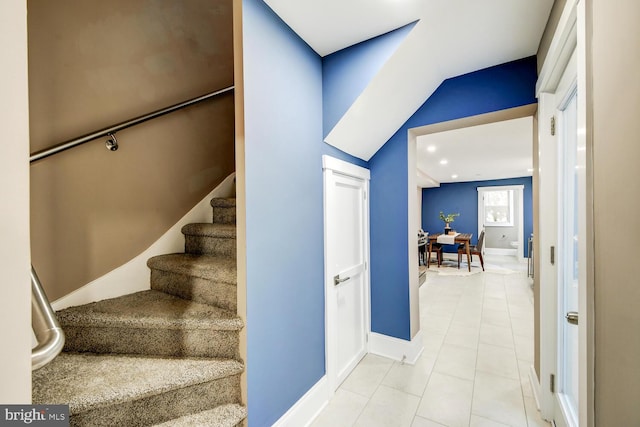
[
  {"left": 242, "top": 1, "right": 370, "bottom": 425},
  {"left": 369, "top": 56, "right": 537, "bottom": 340},
  {"left": 243, "top": 1, "right": 323, "bottom": 425},
  {"left": 322, "top": 22, "right": 416, "bottom": 137},
  {"left": 421, "top": 177, "right": 533, "bottom": 256}
]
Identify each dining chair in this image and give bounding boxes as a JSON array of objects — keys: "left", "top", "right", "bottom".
[
  {"left": 458, "top": 230, "right": 485, "bottom": 271},
  {"left": 427, "top": 242, "right": 443, "bottom": 268}
]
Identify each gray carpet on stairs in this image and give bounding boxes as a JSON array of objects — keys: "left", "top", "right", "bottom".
[
  {"left": 148, "top": 254, "right": 238, "bottom": 312},
  {"left": 182, "top": 223, "right": 237, "bottom": 257},
  {"left": 33, "top": 197, "right": 245, "bottom": 426},
  {"left": 33, "top": 353, "right": 242, "bottom": 426},
  {"left": 152, "top": 403, "right": 247, "bottom": 427},
  {"left": 58, "top": 290, "right": 242, "bottom": 359}
]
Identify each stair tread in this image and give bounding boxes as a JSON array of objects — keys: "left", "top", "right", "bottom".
[
  {"left": 152, "top": 403, "right": 247, "bottom": 427},
  {"left": 32, "top": 353, "right": 243, "bottom": 415},
  {"left": 57, "top": 290, "right": 242, "bottom": 331},
  {"left": 182, "top": 223, "right": 236, "bottom": 238},
  {"left": 148, "top": 254, "right": 236, "bottom": 283},
  {"left": 210, "top": 198, "right": 236, "bottom": 208}
]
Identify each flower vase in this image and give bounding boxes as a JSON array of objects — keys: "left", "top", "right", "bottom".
[{"left": 444, "top": 223, "right": 451, "bottom": 235}]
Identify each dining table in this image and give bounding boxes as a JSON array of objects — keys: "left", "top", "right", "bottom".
[{"left": 427, "top": 232, "right": 474, "bottom": 272}]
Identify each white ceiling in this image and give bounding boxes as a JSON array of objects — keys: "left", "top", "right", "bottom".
[
  {"left": 262, "top": 0, "right": 552, "bottom": 180},
  {"left": 263, "top": 0, "right": 423, "bottom": 57},
  {"left": 416, "top": 117, "right": 533, "bottom": 188}
]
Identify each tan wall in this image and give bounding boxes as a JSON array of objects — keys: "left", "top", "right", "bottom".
[
  {"left": 28, "top": 0, "right": 235, "bottom": 300},
  {"left": 537, "top": 0, "right": 568, "bottom": 73},
  {"left": 590, "top": 0, "right": 640, "bottom": 423}
]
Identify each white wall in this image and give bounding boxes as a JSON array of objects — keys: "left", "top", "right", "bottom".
[{"left": 0, "top": 0, "right": 32, "bottom": 403}]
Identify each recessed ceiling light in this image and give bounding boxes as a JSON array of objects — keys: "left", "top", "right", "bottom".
[
  {"left": 439, "top": 159, "right": 448, "bottom": 165},
  {"left": 451, "top": 174, "right": 458, "bottom": 179},
  {"left": 527, "top": 168, "right": 534, "bottom": 172},
  {"left": 426, "top": 145, "right": 437, "bottom": 153}
]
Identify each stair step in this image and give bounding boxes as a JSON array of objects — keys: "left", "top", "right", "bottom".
[
  {"left": 152, "top": 403, "right": 247, "bottom": 427},
  {"left": 32, "top": 353, "right": 243, "bottom": 427},
  {"left": 182, "top": 223, "right": 236, "bottom": 257},
  {"left": 211, "top": 198, "right": 236, "bottom": 225},
  {"left": 148, "top": 254, "right": 237, "bottom": 311},
  {"left": 58, "top": 290, "right": 242, "bottom": 359}
]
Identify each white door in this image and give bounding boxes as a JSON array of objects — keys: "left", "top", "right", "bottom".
[
  {"left": 552, "top": 49, "right": 585, "bottom": 427},
  {"left": 323, "top": 156, "right": 370, "bottom": 392}
]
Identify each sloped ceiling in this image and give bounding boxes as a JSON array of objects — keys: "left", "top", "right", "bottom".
[{"left": 263, "top": 0, "right": 553, "bottom": 161}]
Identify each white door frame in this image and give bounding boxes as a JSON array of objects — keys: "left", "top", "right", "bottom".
[
  {"left": 477, "top": 185, "right": 524, "bottom": 259},
  {"left": 536, "top": 0, "right": 594, "bottom": 425},
  {"left": 322, "top": 155, "right": 371, "bottom": 394}
]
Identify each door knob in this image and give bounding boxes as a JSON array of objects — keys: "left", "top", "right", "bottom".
[
  {"left": 333, "top": 275, "right": 350, "bottom": 286},
  {"left": 565, "top": 311, "right": 579, "bottom": 325}
]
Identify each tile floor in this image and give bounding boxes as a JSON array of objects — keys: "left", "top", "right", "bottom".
[{"left": 311, "top": 255, "right": 550, "bottom": 427}]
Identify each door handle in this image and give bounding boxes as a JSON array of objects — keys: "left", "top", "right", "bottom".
[
  {"left": 333, "top": 275, "right": 350, "bottom": 286},
  {"left": 565, "top": 311, "right": 579, "bottom": 325}
]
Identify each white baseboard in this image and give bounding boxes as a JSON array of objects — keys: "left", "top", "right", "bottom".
[
  {"left": 272, "top": 376, "right": 329, "bottom": 427},
  {"left": 485, "top": 248, "right": 518, "bottom": 256},
  {"left": 52, "top": 173, "right": 236, "bottom": 310},
  {"left": 529, "top": 364, "right": 542, "bottom": 410},
  {"left": 368, "top": 330, "right": 424, "bottom": 365}
]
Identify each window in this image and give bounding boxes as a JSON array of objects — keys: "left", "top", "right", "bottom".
[{"left": 483, "top": 189, "right": 514, "bottom": 226}]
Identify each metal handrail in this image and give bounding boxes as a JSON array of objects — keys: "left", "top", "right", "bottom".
[
  {"left": 31, "top": 266, "right": 65, "bottom": 370},
  {"left": 29, "top": 85, "right": 234, "bottom": 163}
]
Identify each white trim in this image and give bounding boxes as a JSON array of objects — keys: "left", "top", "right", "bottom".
[
  {"left": 273, "top": 376, "right": 330, "bottom": 427},
  {"left": 484, "top": 248, "right": 517, "bottom": 256},
  {"left": 52, "top": 173, "right": 237, "bottom": 310},
  {"left": 536, "top": 0, "right": 578, "bottom": 96},
  {"left": 529, "top": 365, "right": 543, "bottom": 412},
  {"left": 476, "top": 185, "right": 525, "bottom": 192},
  {"left": 322, "top": 155, "right": 370, "bottom": 180},
  {"left": 1, "top": 0, "right": 31, "bottom": 403},
  {"left": 368, "top": 331, "right": 424, "bottom": 365},
  {"left": 538, "top": 0, "right": 593, "bottom": 424}
]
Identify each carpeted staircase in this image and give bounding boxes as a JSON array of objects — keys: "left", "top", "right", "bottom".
[{"left": 33, "top": 198, "right": 245, "bottom": 427}]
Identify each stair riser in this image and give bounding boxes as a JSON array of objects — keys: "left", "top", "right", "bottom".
[
  {"left": 70, "top": 374, "right": 241, "bottom": 427},
  {"left": 184, "top": 235, "right": 236, "bottom": 257},
  {"left": 62, "top": 327, "right": 240, "bottom": 360},
  {"left": 150, "top": 270, "right": 237, "bottom": 312},
  {"left": 213, "top": 206, "right": 236, "bottom": 225}
]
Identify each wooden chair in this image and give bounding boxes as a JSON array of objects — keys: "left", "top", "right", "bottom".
[
  {"left": 427, "top": 242, "right": 443, "bottom": 268},
  {"left": 458, "top": 230, "right": 485, "bottom": 271}
]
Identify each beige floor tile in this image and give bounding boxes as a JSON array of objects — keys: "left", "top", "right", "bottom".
[
  {"left": 444, "top": 325, "right": 480, "bottom": 350},
  {"left": 483, "top": 296, "right": 509, "bottom": 311},
  {"left": 479, "top": 323, "right": 514, "bottom": 349},
  {"left": 416, "top": 372, "right": 473, "bottom": 427},
  {"left": 469, "top": 414, "right": 510, "bottom": 426},
  {"left": 411, "top": 415, "right": 446, "bottom": 426},
  {"left": 433, "top": 343, "right": 478, "bottom": 380},
  {"left": 315, "top": 255, "right": 538, "bottom": 427},
  {"left": 421, "top": 313, "right": 453, "bottom": 335},
  {"left": 472, "top": 371, "right": 528, "bottom": 427},
  {"left": 310, "top": 388, "right": 368, "bottom": 427},
  {"left": 382, "top": 354, "right": 435, "bottom": 397},
  {"left": 354, "top": 385, "right": 420, "bottom": 427},
  {"left": 514, "top": 333, "right": 534, "bottom": 363},
  {"left": 481, "top": 308, "right": 512, "bottom": 328},
  {"left": 340, "top": 354, "right": 394, "bottom": 398},
  {"left": 421, "top": 332, "right": 445, "bottom": 359},
  {"left": 476, "top": 343, "right": 520, "bottom": 380}
]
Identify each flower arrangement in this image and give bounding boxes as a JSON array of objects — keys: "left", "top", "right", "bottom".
[{"left": 439, "top": 211, "right": 460, "bottom": 224}]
